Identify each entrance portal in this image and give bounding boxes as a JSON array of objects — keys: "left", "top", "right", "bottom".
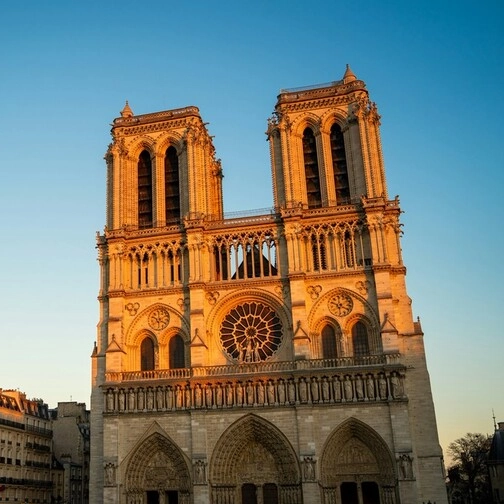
[
  {"left": 242, "top": 484, "right": 257, "bottom": 504},
  {"left": 146, "top": 490, "right": 159, "bottom": 504},
  {"left": 241, "top": 483, "right": 279, "bottom": 504},
  {"left": 145, "top": 490, "right": 179, "bottom": 504}
]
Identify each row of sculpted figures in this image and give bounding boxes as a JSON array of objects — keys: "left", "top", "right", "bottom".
[{"left": 105, "top": 370, "right": 405, "bottom": 413}]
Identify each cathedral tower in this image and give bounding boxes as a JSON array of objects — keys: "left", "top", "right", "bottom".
[{"left": 90, "top": 67, "right": 447, "bottom": 504}]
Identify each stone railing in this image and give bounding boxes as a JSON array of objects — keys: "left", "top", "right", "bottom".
[
  {"left": 104, "top": 354, "right": 401, "bottom": 384},
  {"left": 103, "top": 362, "right": 405, "bottom": 414}
]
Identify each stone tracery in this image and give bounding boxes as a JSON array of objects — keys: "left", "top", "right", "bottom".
[
  {"left": 124, "top": 432, "right": 191, "bottom": 499},
  {"left": 209, "top": 414, "right": 302, "bottom": 502},
  {"left": 220, "top": 301, "right": 283, "bottom": 363}
]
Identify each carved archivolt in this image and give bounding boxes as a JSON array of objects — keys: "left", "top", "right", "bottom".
[
  {"left": 319, "top": 108, "right": 349, "bottom": 133},
  {"left": 290, "top": 112, "right": 321, "bottom": 137},
  {"left": 124, "top": 431, "right": 191, "bottom": 493},
  {"left": 209, "top": 414, "right": 301, "bottom": 485},
  {"left": 320, "top": 417, "right": 396, "bottom": 487}
]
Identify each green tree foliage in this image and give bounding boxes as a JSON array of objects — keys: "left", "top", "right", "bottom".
[{"left": 447, "top": 432, "right": 492, "bottom": 504}]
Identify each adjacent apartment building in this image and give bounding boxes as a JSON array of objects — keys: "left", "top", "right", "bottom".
[
  {"left": 0, "top": 389, "right": 52, "bottom": 503},
  {"left": 50, "top": 401, "right": 90, "bottom": 504},
  {"left": 0, "top": 392, "right": 90, "bottom": 504},
  {"left": 90, "top": 67, "right": 448, "bottom": 504}
]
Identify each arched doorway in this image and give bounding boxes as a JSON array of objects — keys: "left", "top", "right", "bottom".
[
  {"left": 320, "top": 418, "right": 397, "bottom": 504},
  {"left": 124, "top": 431, "right": 191, "bottom": 503},
  {"left": 210, "top": 414, "right": 302, "bottom": 503}
]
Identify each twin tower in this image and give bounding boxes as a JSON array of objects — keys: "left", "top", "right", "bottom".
[{"left": 90, "top": 67, "right": 447, "bottom": 504}]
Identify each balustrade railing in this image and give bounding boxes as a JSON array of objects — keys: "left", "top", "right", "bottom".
[{"left": 105, "top": 353, "right": 401, "bottom": 384}]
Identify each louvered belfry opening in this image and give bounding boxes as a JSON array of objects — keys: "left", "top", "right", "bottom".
[
  {"left": 138, "top": 150, "right": 153, "bottom": 229},
  {"left": 165, "top": 146, "right": 180, "bottom": 223}
]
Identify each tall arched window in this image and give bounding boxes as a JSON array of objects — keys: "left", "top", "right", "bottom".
[
  {"left": 303, "top": 128, "right": 322, "bottom": 208},
  {"left": 138, "top": 150, "right": 153, "bottom": 229},
  {"left": 330, "top": 124, "right": 350, "bottom": 204},
  {"left": 322, "top": 325, "right": 337, "bottom": 360},
  {"left": 140, "top": 337, "right": 155, "bottom": 371},
  {"left": 169, "top": 334, "right": 185, "bottom": 369},
  {"left": 312, "top": 234, "right": 327, "bottom": 271},
  {"left": 352, "top": 321, "right": 370, "bottom": 357},
  {"left": 165, "top": 146, "right": 180, "bottom": 223}
]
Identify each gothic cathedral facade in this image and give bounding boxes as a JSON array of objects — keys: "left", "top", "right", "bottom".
[{"left": 90, "top": 67, "right": 447, "bottom": 504}]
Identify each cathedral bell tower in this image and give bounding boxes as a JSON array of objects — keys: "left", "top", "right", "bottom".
[
  {"left": 268, "top": 65, "right": 387, "bottom": 210},
  {"left": 105, "top": 103, "right": 223, "bottom": 231}
]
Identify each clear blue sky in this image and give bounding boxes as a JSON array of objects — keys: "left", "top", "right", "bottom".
[{"left": 1, "top": 1, "right": 502, "bottom": 462}]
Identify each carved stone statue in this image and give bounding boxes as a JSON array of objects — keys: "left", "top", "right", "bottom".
[
  {"left": 311, "top": 377, "right": 319, "bottom": 402},
  {"left": 277, "top": 380, "right": 286, "bottom": 404},
  {"left": 146, "top": 388, "right": 154, "bottom": 410},
  {"left": 172, "top": 385, "right": 180, "bottom": 408},
  {"left": 156, "top": 386, "right": 164, "bottom": 409},
  {"left": 366, "top": 375, "right": 375, "bottom": 400},
  {"left": 137, "top": 388, "right": 144, "bottom": 410},
  {"left": 118, "top": 389, "right": 125, "bottom": 411},
  {"left": 298, "top": 378, "right": 308, "bottom": 403},
  {"left": 128, "top": 388, "right": 136, "bottom": 411},
  {"left": 343, "top": 376, "right": 353, "bottom": 401},
  {"left": 166, "top": 386, "right": 173, "bottom": 409},
  {"left": 321, "top": 377, "right": 330, "bottom": 402},
  {"left": 378, "top": 374, "right": 387, "bottom": 399},
  {"left": 195, "top": 384, "right": 203, "bottom": 408},
  {"left": 257, "top": 381, "right": 265, "bottom": 404},
  {"left": 215, "top": 384, "right": 223, "bottom": 407},
  {"left": 333, "top": 376, "right": 341, "bottom": 401},
  {"left": 105, "top": 463, "right": 116, "bottom": 486},
  {"left": 236, "top": 382, "right": 243, "bottom": 406},
  {"left": 267, "top": 380, "right": 275, "bottom": 404},
  {"left": 226, "top": 382, "right": 234, "bottom": 407},
  {"left": 398, "top": 453, "right": 413, "bottom": 479},
  {"left": 205, "top": 384, "right": 213, "bottom": 408},
  {"left": 288, "top": 379, "right": 296, "bottom": 403},
  {"left": 246, "top": 381, "right": 255, "bottom": 405},
  {"left": 391, "top": 373, "right": 403, "bottom": 398},
  {"left": 355, "top": 376, "right": 364, "bottom": 400},
  {"left": 185, "top": 384, "right": 192, "bottom": 409},
  {"left": 194, "top": 459, "right": 206, "bottom": 484},
  {"left": 107, "top": 390, "right": 114, "bottom": 412},
  {"left": 303, "top": 457, "right": 316, "bottom": 481}
]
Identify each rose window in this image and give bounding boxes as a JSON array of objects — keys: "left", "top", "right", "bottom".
[{"left": 220, "top": 302, "right": 283, "bottom": 362}]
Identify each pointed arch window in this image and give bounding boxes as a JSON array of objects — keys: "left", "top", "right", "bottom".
[
  {"left": 140, "top": 337, "right": 155, "bottom": 371},
  {"left": 330, "top": 124, "right": 350, "bottom": 204},
  {"left": 303, "top": 127, "right": 322, "bottom": 208},
  {"left": 169, "top": 334, "right": 185, "bottom": 369},
  {"left": 352, "top": 321, "right": 370, "bottom": 357},
  {"left": 138, "top": 150, "right": 153, "bottom": 229},
  {"left": 165, "top": 146, "right": 180, "bottom": 223},
  {"left": 321, "top": 324, "right": 338, "bottom": 360}
]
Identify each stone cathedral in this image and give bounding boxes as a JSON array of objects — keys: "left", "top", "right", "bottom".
[{"left": 90, "top": 67, "right": 447, "bottom": 504}]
